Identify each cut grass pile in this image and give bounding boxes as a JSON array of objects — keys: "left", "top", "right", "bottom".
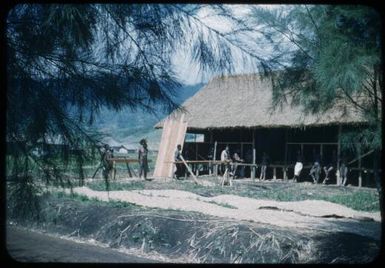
[
  {"left": 86, "top": 178, "right": 380, "bottom": 212},
  {"left": 11, "top": 191, "right": 379, "bottom": 264}
]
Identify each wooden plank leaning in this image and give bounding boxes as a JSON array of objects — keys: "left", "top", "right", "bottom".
[{"left": 179, "top": 155, "right": 200, "bottom": 185}]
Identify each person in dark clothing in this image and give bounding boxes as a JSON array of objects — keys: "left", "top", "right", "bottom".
[
  {"left": 309, "top": 150, "right": 321, "bottom": 183},
  {"left": 259, "top": 152, "right": 269, "bottom": 180},
  {"left": 232, "top": 150, "right": 244, "bottom": 179},
  {"left": 101, "top": 144, "right": 113, "bottom": 181},
  {"left": 323, "top": 150, "right": 337, "bottom": 184},
  {"left": 138, "top": 139, "right": 149, "bottom": 180},
  {"left": 174, "top": 144, "right": 185, "bottom": 179}
]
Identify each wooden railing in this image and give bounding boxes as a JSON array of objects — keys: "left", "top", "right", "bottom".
[{"left": 170, "top": 160, "right": 380, "bottom": 187}]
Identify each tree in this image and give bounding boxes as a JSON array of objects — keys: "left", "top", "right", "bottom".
[
  {"left": 248, "top": 5, "right": 382, "bottom": 190},
  {"left": 5, "top": 3, "right": 266, "bottom": 219},
  {"left": 5, "top": 4, "right": 231, "bottom": 216}
]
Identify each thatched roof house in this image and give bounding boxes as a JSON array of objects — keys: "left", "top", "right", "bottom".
[
  {"left": 156, "top": 74, "right": 366, "bottom": 130},
  {"left": 154, "top": 74, "right": 371, "bottom": 185}
]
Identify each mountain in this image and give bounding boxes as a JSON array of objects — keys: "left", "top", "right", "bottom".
[{"left": 92, "top": 83, "right": 204, "bottom": 150}]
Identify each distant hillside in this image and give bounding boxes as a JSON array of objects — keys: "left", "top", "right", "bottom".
[{"left": 91, "top": 83, "right": 204, "bottom": 150}]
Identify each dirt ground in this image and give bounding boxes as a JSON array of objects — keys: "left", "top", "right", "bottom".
[{"left": 6, "top": 183, "right": 382, "bottom": 264}]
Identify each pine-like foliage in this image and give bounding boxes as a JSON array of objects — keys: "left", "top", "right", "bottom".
[
  {"left": 5, "top": 4, "right": 256, "bottom": 219},
  {"left": 249, "top": 5, "right": 382, "bottom": 150},
  {"left": 247, "top": 5, "right": 382, "bottom": 193}
]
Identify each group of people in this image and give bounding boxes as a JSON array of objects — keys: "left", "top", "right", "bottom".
[
  {"left": 100, "top": 141, "right": 349, "bottom": 185},
  {"left": 293, "top": 150, "right": 349, "bottom": 185},
  {"left": 219, "top": 146, "right": 246, "bottom": 179},
  {"left": 215, "top": 146, "right": 349, "bottom": 184},
  {"left": 99, "top": 138, "right": 149, "bottom": 180}
]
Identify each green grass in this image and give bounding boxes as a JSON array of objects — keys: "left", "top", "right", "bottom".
[
  {"left": 50, "top": 191, "right": 142, "bottom": 209},
  {"left": 86, "top": 179, "right": 380, "bottom": 212}
]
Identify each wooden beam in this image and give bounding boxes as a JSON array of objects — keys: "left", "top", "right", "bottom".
[
  {"left": 358, "top": 144, "right": 362, "bottom": 187},
  {"left": 180, "top": 155, "right": 199, "bottom": 185},
  {"left": 213, "top": 141, "right": 218, "bottom": 176},
  {"left": 284, "top": 128, "right": 288, "bottom": 181},
  {"left": 252, "top": 129, "right": 256, "bottom": 181},
  {"left": 337, "top": 125, "right": 342, "bottom": 186},
  {"left": 252, "top": 149, "right": 256, "bottom": 181}
]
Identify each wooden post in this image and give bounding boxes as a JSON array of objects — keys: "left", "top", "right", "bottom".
[
  {"left": 284, "top": 128, "right": 288, "bottom": 181},
  {"left": 113, "top": 161, "right": 117, "bottom": 180},
  {"left": 273, "top": 167, "right": 276, "bottom": 180},
  {"left": 337, "top": 125, "right": 342, "bottom": 186},
  {"left": 213, "top": 141, "right": 218, "bottom": 176},
  {"left": 301, "top": 144, "right": 304, "bottom": 157},
  {"left": 195, "top": 143, "right": 198, "bottom": 161},
  {"left": 252, "top": 129, "right": 256, "bottom": 181},
  {"left": 358, "top": 143, "right": 362, "bottom": 187},
  {"left": 126, "top": 162, "right": 133, "bottom": 178},
  {"left": 252, "top": 149, "right": 256, "bottom": 181},
  {"left": 180, "top": 155, "right": 199, "bottom": 184}
]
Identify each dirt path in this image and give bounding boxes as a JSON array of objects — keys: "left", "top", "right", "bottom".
[
  {"left": 65, "top": 187, "right": 381, "bottom": 240},
  {"left": 6, "top": 226, "right": 158, "bottom": 263}
]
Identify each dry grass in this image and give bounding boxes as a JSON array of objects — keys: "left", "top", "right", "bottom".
[{"left": 156, "top": 74, "right": 365, "bottom": 130}]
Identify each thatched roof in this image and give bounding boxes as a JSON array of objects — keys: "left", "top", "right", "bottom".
[{"left": 155, "top": 74, "right": 366, "bottom": 130}]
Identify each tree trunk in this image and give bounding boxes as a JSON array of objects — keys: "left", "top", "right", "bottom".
[{"left": 373, "top": 149, "right": 382, "bottom": 209}]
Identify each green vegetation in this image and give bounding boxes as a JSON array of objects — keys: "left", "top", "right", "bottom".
[
  {"left": 86, "top": 179, "right": 380, "bottom": 212},
  {"left": 50, "top": 191, "right": 142, "bottom": 209}
]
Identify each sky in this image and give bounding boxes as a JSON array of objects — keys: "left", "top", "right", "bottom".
[{"left": 172, "top": 4, "right": 284, "bottom": 85}]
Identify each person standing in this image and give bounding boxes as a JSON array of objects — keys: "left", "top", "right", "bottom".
[
  {"left": 220, "top": 146, "right": 231, "bottom": 176},
  {"left": 174, "top": 144, "right": 185, "bottom": 179},
  {"left": 309, "top": 150, "right": 321, "bottom": 183},
  {"left": 259, "top": 152, "right": 269, "bottom": 181},
  {"left": 293, "top": 150, "right": 303, "bottom": 182},
  {"left": 323, "top": 150, "right": 337, "bottom": 184},
  {"left": 138, "top": 139, "right": 149, "bottom": 180},
  {"left": 232, "top": 150, "right": 244, "bottom": 179},
  {"left": 101, "top": 144, "right": 113, "bottom": 181}
]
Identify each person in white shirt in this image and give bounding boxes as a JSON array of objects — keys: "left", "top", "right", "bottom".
[{"left": 220, "top": 146, "right": 231, "bottom": 176}]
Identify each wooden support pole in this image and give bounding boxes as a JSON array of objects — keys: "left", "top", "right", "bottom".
[
  {"left": 252, "top": 129, "right": 256, "bottom": 181},
  {"left": 126, "top": 162, "right": 133, "bottom": 178},
  {"left": 213, "top": 141, "right": 218, "bottom": 176},
  {"left": 337, "top": 125, "right": 342, "bottom": 186},
  {"left": 113, "top": 161, "right": 117, "bottom": 180},
  {"left": 209, "top": 130, "right": 213, "bottom": 176},
  {"left": 195, "top": 143, "right": 198, "bottom": 161},
  {"left": 252, "top": 149, "right": 256, "bottom": 181},
  {"left": 180, "top": 155, "right": 199, "bottom": 184},
  {"left": 358, "top": 144, "right": 362, "bottom": 187},
  {"left": 284, "top": 128, "right": 288, "bottom": 181},
  {"left": 273, "top": 167, "right": 277, "bottom": 180}
]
